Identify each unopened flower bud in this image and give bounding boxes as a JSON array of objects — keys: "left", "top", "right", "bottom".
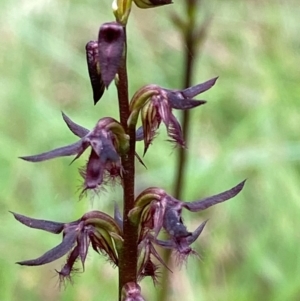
[
  {"left": 121, "top": 282, "right": 145, "bottom": 301},
  {"left": 98, "top": 22, "right": 125, "bottom": 88}
]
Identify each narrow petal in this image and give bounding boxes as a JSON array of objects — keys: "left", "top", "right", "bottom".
[
  {"left": 11, "top": 211, "right": 64, "bottom": 234},
  {"left": 181, "top": 77, "right": 218, "bottom": 98},
  {"left": 16, "top": 231, "right": 77, "bottom": 266},
  {"left": 56, "top": 245, "right": 80, "bottom": 285},
  {"left": 184, "top": 180, "right": 246, "bottom": 212},
  {"left": 186, "top": 220, "right": 208, "bottom": 245},
  {"left": 20, "top": 141, "right": 84, "bottom": 162},
  {"left": 154, "top": 238, "right": 174, "bottom": 249},
  {"left": 167, "top": 114, "right": 184, "bottom": 147},
  {"left": 168, "top": 95, "right": 206, "bottom": 110},
  {"left": 78, "top": 231, "right": 90, "bottom": 269},
  {"left": 135, "top": 152, "right": 147, "bottom": 169},
  {"left": 62, "top": 112, "right": 89, "bottom": 138}
]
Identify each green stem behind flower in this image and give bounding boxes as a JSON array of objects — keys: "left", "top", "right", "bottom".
[{"left": 159, "top": 1, "right": 204, "bottom": 300}]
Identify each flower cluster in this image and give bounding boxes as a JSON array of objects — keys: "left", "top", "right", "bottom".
[
  {"left": 12, "top": 1, "right": 246, "bottom": 299},
  {"left": 12, "top": 180, "right": 245, "bottom": 285}
]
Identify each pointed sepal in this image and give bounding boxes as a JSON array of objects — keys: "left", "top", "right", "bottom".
[
  {"left": 183, "top": 180, "right": 246, "bottom": 212},
  {"left": 86, "top": 40, "right": 105, "bottom": 104}
]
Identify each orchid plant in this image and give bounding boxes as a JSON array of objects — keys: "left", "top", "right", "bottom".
[{"left": 12, "top": 1, "right": 245, "bottom": 300}]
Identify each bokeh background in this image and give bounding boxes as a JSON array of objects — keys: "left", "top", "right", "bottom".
[{"left": 1, "top": 0, "right": 300, "bottom": 300}]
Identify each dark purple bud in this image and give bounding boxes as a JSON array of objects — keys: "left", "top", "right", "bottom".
[
  {"left": 11, "top": 211, "right": 64, "bottom": 234},
  {"left": 86, "top": 40, "right": 105, "bottom": 105},
  {"left": 183, "top": 180, "right": 246, "bottom": 212},
  {"left": 98, "top": 22, "right": 125, "bottom": 88},
  {"left": 17, "top": 231, "right": 77, "bottom": 266},
  {"left": 62, "top": 112, "right": 89, "bottom": 138},
  {"left": 20, "top": 140, "right": 85, "bottom": 163},
  {"left": 121, "top": 282, "right": 145, "bottom": 301}
]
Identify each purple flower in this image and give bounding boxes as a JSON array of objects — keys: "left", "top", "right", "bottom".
[
  {"left": 130, "top": 180, "right": 245, "bottom": 264},
  {"left": 12, "top": 210, "right": 123, "bottom": 283},
  {"left": 129, "top": 77, "right": 218, "bottom": 155},
  {"left": 20, "top": 113, "right": 129, "bottom": 194}
]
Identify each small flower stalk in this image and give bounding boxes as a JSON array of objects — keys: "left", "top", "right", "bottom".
[{"left": 12, "top": 1, "right": 246, "bottom": 300}]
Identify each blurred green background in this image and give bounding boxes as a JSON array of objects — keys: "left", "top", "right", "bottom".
[{"left": 1, "top": 0, "right": 300, "bottom": 300}]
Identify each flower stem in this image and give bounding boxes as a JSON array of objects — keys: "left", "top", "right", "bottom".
[
  {"left": 117, "top": 27, "right": 138, "bottom": 300},
  {"left": 159, "top": 1, "right": 200, "bottom": 300}
]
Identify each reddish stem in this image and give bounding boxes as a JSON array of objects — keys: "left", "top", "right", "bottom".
[{"left": 117, "top": 27, "right": 138, "bottom": 301}]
